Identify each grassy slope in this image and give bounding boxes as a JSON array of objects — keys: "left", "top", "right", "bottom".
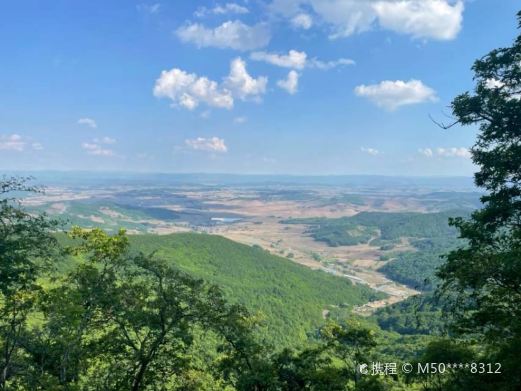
[{"left": 128, "top": 233, "right": 384, "bottom": 347}]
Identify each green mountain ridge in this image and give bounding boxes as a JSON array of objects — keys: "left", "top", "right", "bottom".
[{"left": 127, "top": 232, "right": 384, "bottom": 347}]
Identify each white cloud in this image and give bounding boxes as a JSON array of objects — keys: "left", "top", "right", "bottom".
[
  {"left": 250, "top": 50, "right": 307, "bottom": 70},
  {"left": 277, "top": 70, "right": 299, "bottom": 94},
  {"left": 224, "top": 57, "right": 267, "bottom": 100},
  {"left": 77, "top": 118, "right": 97, "bottom": 129},
  {"left": 154, "top": 58, "right": 266, "bottom": 110},
  {"left": 436, "top": 147, "right": 471, "bottom": 158},
  {"left": 374, "top": 0, "right": 464, "bottom": 41},
  {"left": 361, "top": 147, "right": 379, "bottom": 155},
  {"left": 234, "top": 116, "right": 247, "bottom": 123},
  {"left": 291, "top": 13, "right": 313, "bottom": 29},
  {"left": 354, "top": 79, "right": 437, "bottom": 110},
  {"left": 195, "top": 3, "right": 249, "bottom": 17},
  {"left": 419, "top": 147, "right": 471, "bottom": 159},
  {"left": 250, "top": 50, "right": 354, "bottom": 71},
  {"left": 418, "top": 148, "right": 433, "bottom": 157},
  {"left": 153, "top": 68, "right": 234, "bottom": 110},
  {"left": 82, "top": 138, "right": 116, "bottom": 156},
  {"left": 270, "top": 0, "right": 463, "bottom": 40},
  {"left": 176, "top": 20, "right": 270, "bottom": 51},
  {"left": 185, "top": 137, "right": 228, "bottom": 152},
  {"left": 137, "top": 3, "right": 160, "bottom": 14},
  {"left": 0, "top": 134, "right": 42, "bottom": 152},
  {"left": 308, "top": 57, "right": 355, "bottom": 70}
]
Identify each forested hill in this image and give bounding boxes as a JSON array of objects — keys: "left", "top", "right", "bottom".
[
  {"left": 128, "top": 233, "right": 384, "bottom": 347},
  {"left": 283, "top": 210, "right": 468, "bottom": 247}
]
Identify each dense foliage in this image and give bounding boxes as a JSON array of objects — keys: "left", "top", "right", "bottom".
[
  {"left": 0, "top": 176, "right": 483, "bottom": 390},
  {"left": 286, "top": 211, "right": 466, "bottom": 292},
  {"left": 127, "top": 233, "right": 382, "bottom": 347},
  {"left": 373, "top": 294, "right": 446, "bottom": 336},
  {"left": 0, "top": 177, "right": 60, "bottom": 388},
  {"left": 284, "top": 211, "right": 463, "bottom": 247},
  {"left": 436, "top": 10, "right": 521, "bottom": 391},
  {"left": 0, "top": 185, "right": 261, "bottom": 389},
  {"left": 0, "top": 177, "right": 404, "bottom": 390},
  {"left": 379, "top": 237, "right": 461, "bottom": 291}
]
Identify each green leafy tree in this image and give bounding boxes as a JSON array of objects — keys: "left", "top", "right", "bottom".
[
  {"left": 319, "top": 319, "right": 377, "bottom": 386},
  {"left": 407, "top": 339, "right": 475, "bottom": 391},
  {"left": 0, "top": 177, "right": 58, "bottom": 389},
  {"left": 437, "top": 10, "right": 521, "bottom": 390},
  {"left": 29, "top": 227, "right": 266, "bottom": 390},
  {"left": 272, "top": 346, "right": 343, "bottom": 390},
  {"left": 271, "top": 319, "right": 390, "bottom": 391}
]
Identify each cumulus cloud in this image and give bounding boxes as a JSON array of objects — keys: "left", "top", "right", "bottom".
[
  {"left": 234, "top": 116, "right": 247, "bottom": 124},
  {"left": 419, "top": 147, "right": 471, "bottom": 159},
  {"left": 78, "top": 118, "right": 97, "bottom": 129},
  {"left": 248, "top": 50, "right": 352, "bottom": 95},
  {"left": 154, "top": 58, "right": 266, "bottom": 110},
  {"left": 277, "top": 70, "right": 299, "bottom": 94},
  {"left": 270, "top": 0, "right": 463, "bottom": 40},
  {"left": 185, "top": 137, "right": 228, "bottom": 152},
  {"left": 223, "top": 57, "right": 268, "bottom": 100},
  {"left": 176, "top": 20, "right": 270, "bottom": 51},
  {"left": 361, "top": 147, "right": 379, "bottom": 155},
  {"left": 291, "top": 13, "right": 313, "bottom": 29},
  {"left": 195, "top": 3, "right": 249, "bottom": 17},
  {"left": 0, "top": 134, "right": 42, "bottom": 152},
  {"left": 82, "top": 137, "right": 116, "bottom": 156},
  {"left": 354, "top": 79, "right": 437, "bottom": 111},
  {"left": 374, "top": 0, "right": 464, "bottom": 40},
  {"left": 250, "top": 50, "right": 307, "bottom": 70},
  {"left": 250, "top": 50, "right": 354, "bottom": 71},
  {"left": 153, "top": 68, "right": 234, "bottom": 110}
]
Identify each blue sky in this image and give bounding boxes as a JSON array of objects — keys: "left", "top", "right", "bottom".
[{"left": 0, "top": 0, "right": 518, "bottom": 175}]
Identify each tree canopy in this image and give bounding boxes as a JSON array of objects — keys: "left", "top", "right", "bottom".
[{"left": 437, "top": 10, "right": 521, "bottom": 391}]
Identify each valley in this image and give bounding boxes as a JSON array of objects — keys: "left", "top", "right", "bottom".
[{"left": 24, "top": 174, "right": 479, "bottom": 314}]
